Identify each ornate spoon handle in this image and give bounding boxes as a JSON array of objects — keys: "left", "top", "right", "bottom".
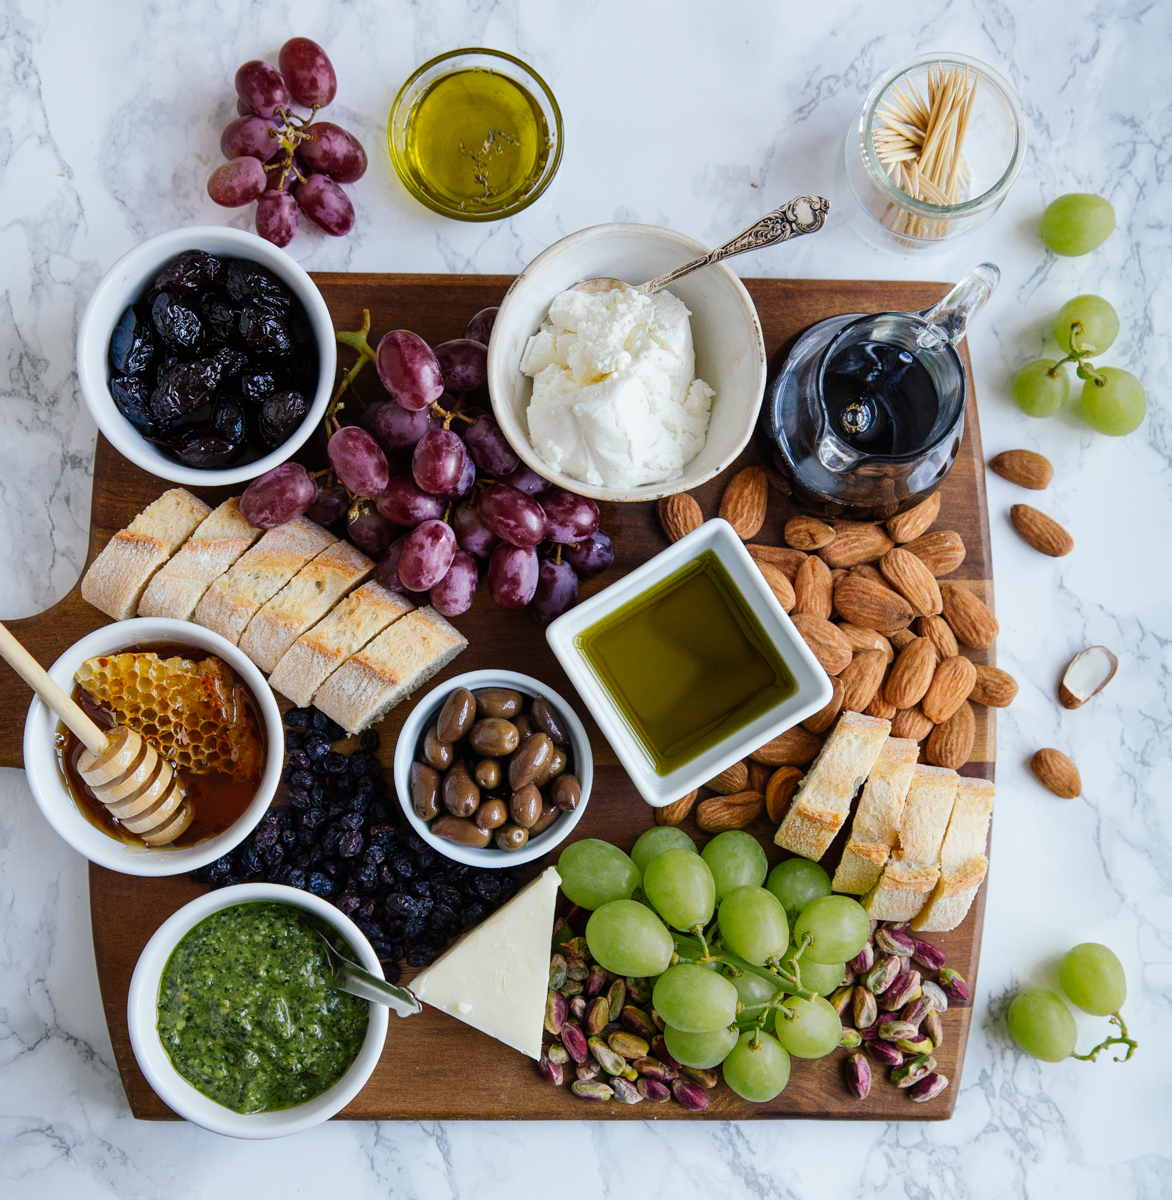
[{"left": 638, "top": 194, "right": 831, "bottom": 295}]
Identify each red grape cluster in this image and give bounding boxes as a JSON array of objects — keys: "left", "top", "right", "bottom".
[
  {"left": 208, "top": 38, "right": 367, "bottom": 247},
  {"left": 239, "top": 306, "right": 614, "bottom": 623}
]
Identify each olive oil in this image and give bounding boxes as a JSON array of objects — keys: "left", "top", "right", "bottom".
[
  {"left": 577, "top": 552, "right": 797, "bottom": 776},
  {"left": 399, "top": 67, "right": 550, "bottom": 217}
]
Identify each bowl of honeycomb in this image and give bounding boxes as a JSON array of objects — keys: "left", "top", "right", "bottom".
[{"left": 23, "top": 618, "right": 283, "bottom": 876}]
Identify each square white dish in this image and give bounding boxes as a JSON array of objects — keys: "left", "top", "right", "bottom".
[{"left": 545, "top": 518, "right": 834, "bottom": 806}]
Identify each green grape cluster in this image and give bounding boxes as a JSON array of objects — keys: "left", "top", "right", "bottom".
[
  {"left": 557, "top": 833, "right": 873, "bottom": 1104},
  {"left": 1007, "top": 942, "right": 1137, "bottom": 1064}
]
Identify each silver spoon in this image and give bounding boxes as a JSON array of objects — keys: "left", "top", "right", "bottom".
[
  {"left": 574, "top": 193, "right": 831, "bottom": 297},
  {"left": 315, "top": 928, "right": 422, "bottom": 1019}
]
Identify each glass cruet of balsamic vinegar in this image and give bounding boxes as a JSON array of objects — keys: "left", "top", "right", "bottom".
[{"left": 764, "top": 264, "right": 999, "bottom": 520}]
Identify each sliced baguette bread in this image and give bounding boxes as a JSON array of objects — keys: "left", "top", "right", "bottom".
[
  {"left": 774, "top": 711, "right": 891, "bottom": 861},
  {"left": 862, "top": 763, "right": 959, "bottom": 922},
  {"left": 137, "top": 498, "right": 261, "bottom": 620},
  {"left": 912, "top": 776, "right": 995, "bottom": 932},
  {"left": 239, "top": 540, "right": 375, "bottom": 673},
  {"left": 312, "top": 605, "right": 468, "bottom": 734},
  {"left": 192, "top": 516, "right": 337, "bottom": 645},
  {"left": 832, "top": 737, "right": 920, "bottom": 895},
  {"left": 81, "top": 488, "right": 211, "bottom": 621},
  {"left": 267, "top": 582, "right": 416, "bottom": 707}
]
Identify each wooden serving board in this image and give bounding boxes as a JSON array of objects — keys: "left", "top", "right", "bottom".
[{"left": 0, "top": 275, "right": 994, "bottom": 1121}]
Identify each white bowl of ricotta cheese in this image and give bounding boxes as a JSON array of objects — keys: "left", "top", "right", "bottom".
[{"left": 487, "top": 223, "right": 767, "bottom": 503}]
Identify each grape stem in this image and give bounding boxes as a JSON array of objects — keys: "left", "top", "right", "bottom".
[
  {"left": 328, "top": 309, "right": 378, "bottom": 433},
  {"left": 1050, "top": 320, "right": 1107, "bottom": 387},
  {"left": 262, "top": 103, "right": 322, "bottom": 194},
  {"left": 673, "top": 927, "right": 817, "bottom": 1007},
  {"left": 1069, "top": 1011, "right": 1138, "bottom": 1063}
]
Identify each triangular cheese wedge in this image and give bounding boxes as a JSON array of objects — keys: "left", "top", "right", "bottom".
[{"left": 409, "top": 865, "right": 560, "bottom": 1060}]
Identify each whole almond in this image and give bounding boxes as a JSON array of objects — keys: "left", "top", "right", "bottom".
[
  {"left": 793, "top": 555, "right": 834, "bottom": 619},
  {"left": 904, "top": 530, "right": 966, "bottom": 577},
  {"left": 696, "top": 791, "right": 765, "bottom": 832},
  {"left": 756, "top": 560, "right": 796, "bottom": 612},
  {"left": 791, "top": 613, "right": 854, "bottom": 676},
  {"left": 881, "top": 547, "right": 943, "bottom": 617},
  {"left": 850, "top": 564, "right": 886, "bottom": 586},
  {"left": 839, "top": 649, "right": 888, "bottom": 713},
  {"left": 941, "top": 585, "right": 999, "bottom": 649},
  {"left": 803, "top": 676, "right": 845, "bottom": 734},
  {"left": 925, "top": 701, "right": 975, "bottom": 769},
  {"left": 818, "top": 522, "right": 894, "bottom": 569},
  {"left": 891, "top": 704, "right": 934, "bottom": 741},
  {"left": 655, "top": 789, "right": 698, "bottom": 826},
  {"left": 719, "top": 467, "right": 768, "bottom": 540},
  {"left": 1010, "top": 505, "right": 1074, "bottom": 557},
  {"left": 765, "top": 766, "right": 804, "bottom": 823},
  {"left": 838, "top": 623, "right": 894, "bottom": 663},
  {"left": 785, "top": 514, "right": 836, "bottom": 551},
  {"left": 890, "top": 628, "right": 918, "bottom": 651},
  {"left": 989, "top": 449, "right": 1053, "bottom": 490},
  {"left": 657, "top": 493, "right": 703, "bottom": 543},
  {"left": 749, "top": 726, "right": 822, "bottom": 766},
  {"left": 833, "top": 574, "right": 915, "bottom": 635},
  {"left": 747, "top": 544, "right": 808, "bottom": 582},
  {"left": 921, "top": 655, "right": 978, "bottom": 724},
  {"left": 886, "top": 492, "right": 941, "bottom": 543},
  {"left": 970, "top": 663, "right": 1018, "bottom": 707},
  {"left": 746, "top": 760, "right": 772, "bottom": 793},
  {"left": 918, "top": 615, "right": 959, "bottom": 661},
  {"left": 704, "top": 761, "right": 749, "bottom": 794},
  {"left": 865, "top": 690, "right": 897, "bottom": 720},
  {"left": 1031, "top": 748, "right": 1080, "bottom": 798},
  {"left": 884, "top": 637, "right": 937, "bottom": 709}
]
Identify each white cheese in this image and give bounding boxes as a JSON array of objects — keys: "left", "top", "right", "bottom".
[{"left": 408, "top": 865, "right": 560, "bottom": 1060}]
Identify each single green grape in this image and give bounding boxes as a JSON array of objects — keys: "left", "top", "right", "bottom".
[
  {"left": 1059, "top": 943, "right": 1127, "bottom": 1016},
  {"left": 717, "top": 886, "right": 789, "bottom": 966},
  {"left": 1053, "top": 294, "right": 1119, "bottom": 355},
  {"left": 722, "top": 1029, "right": 791, "bottom": 1102},
  {"left": 630, "top": 826, "right": 697, "bottom": 877},
  {"left": 1039, "top": 193, "right": 1115, "bottom": 256},
  {"left": 701, "top": 830, "right": 768, "bottom": 897},
  {"left": 1007, "top": 988, "right": 1077, "bottom": 1062},
  {"left": 766, "top": 858, "right": 831, "bottom": 918},
  {"left": 653, "top": 964, "right": 739, "bottom": 1033},
  {"left": 1011, "top": 359, "right": 1070, "bottom": 418},
  {"left": 584, "top": 899, "right": 674, "bottom": 977},
  {"left": 663, "top": 1023, "right": 739, "bottom": 1069},
  {"left": 1081, "top": 367, "right": 1146, "bottom": 435},
  {"left": 643, "top": 847, "right": 716, "bottom": 931},
  {"left": 724, "top": 961, "right": 779, "bottom": 1024},
  {"left": 557, "top": 839, "right": 640, "bottom": 910},
  {"left": 772, "top": 994, "right": 842, "bottom": 1059},
  {"left": 792, "top": 894, "right": 871, "bottom": 964},
  {"left": 780, "top": 946, "right": 845, "bottom": 996}
]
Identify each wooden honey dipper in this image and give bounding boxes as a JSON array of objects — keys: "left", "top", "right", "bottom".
[{"left": 0, "top": 623, "right": 193, "bottom": 845}]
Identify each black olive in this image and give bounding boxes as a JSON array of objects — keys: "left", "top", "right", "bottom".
[
  {"left": 109, "top": 375, "right": 157, "bottom": 430},
  {"left": 150, "top": 292, "right": 203, "bottom": 351},
  {"left": 149, "top": 357, "right": 225, "bottom": 422},
  {"left": 151, "top": 249, "right": 222, "bottom": 295},
  {"left": 109, "top": 306, "right": 155, "bottom": 375},
  {"left": 198, "top": 292, "right": 238, "bottom": 345},
  {"left": 211, "top": 396, "right": 247, "bottom": 443},
  {"left": 239, "top": 369, "right": 278, "bottom": 405},
  {"left": 239, "top": 305, "right": 294, "bottom": 358},
  {"left": 256, "top": 389, "right": 308, "bottom": 448},
  {"left": 223, "top": 259, "right": 292, "bottom": 313},
  {"left": 151, "top": 425, "right": 243, "bottom": 467}
]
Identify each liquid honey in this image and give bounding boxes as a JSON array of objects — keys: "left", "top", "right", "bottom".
[
  {"left": 576, "top": 552, "right": 797, "bottom": 776},
  {"left": 399, "top": 67, "right": 550, "bottom": 215}
]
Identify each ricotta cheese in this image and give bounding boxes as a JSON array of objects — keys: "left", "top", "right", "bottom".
[
  {"left": 408, "top": 865, "right": 560, "bottom": 1060},
  {"left": 520, "top": 286, "right": 715, "bottom": 489}
]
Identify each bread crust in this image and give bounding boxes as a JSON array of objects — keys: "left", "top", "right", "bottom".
[{"left": 912, "top": 776, "right": 995, "bottom": 932}]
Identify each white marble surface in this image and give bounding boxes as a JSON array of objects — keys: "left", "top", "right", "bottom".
[{"left": 2, "top": 0, "right": 1170, "bottom": 1195}]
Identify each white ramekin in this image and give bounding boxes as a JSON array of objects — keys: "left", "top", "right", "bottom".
[
  {"left": 393, "top": 669, "right": 593, "bottom": 867},
  {"left": 127, "top": 882, "right": 389, "bottom": 1138},
  {"left": 76, "top": 225, "right": 335, "bottom": 487},
  {"left": 22, "top": 617, "right": 284, "bottom": 876}
]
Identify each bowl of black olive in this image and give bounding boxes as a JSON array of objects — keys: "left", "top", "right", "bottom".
[{"left": 77, "top": 226, "right": 335, "bottom": 484}]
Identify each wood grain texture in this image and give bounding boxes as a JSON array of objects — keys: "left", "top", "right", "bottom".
[{"left": 2, "top": 275, "right": 994, "bottom": 1122}]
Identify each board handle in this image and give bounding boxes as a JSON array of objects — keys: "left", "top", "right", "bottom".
[{"left": 0, "top": 622, "right": 108, "bottom": 755}]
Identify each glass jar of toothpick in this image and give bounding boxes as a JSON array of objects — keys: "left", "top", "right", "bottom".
[{"left": 840, "top": 53, "right": 1026, "bottom": 253}]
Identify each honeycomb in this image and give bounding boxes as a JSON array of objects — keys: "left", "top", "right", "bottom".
[{"left": 76, "top": 652, "right": 262, "bottom": 781}]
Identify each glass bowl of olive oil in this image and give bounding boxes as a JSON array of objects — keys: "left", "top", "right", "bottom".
[{"left": 388, "top": 48, "right": 563, "bottom": 222}]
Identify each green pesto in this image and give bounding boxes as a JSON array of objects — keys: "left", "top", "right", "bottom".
[{"left": 157, "top": 902, "right": 369, "bottom": 1114}]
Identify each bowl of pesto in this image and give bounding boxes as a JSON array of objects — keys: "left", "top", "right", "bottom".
[{"left": 127, "top": 883, "right": 388, "bottom": 1137}]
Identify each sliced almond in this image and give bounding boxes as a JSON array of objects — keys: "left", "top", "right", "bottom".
[{"left": 1059, "top": 646, "right": 1118, "bottom": 709}]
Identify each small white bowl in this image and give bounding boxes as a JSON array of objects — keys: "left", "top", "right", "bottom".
[
  {"left": 127, "top": 882, "right": 389, "bottom": 1138},
  {"left": 76, "top": 226, "right": 336, "bottom": 487},
  {"left": 23, "top": 618, "right": 284, "bottom": 876},
  {"left": 545, "top": 518, "right": 833, "bottom": 806},
  {"left": 393, "top": 669, "right": 592, "bottom": 867},
  {"left": 486, "top": 222, "right": 767, "bottom": 504}
]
